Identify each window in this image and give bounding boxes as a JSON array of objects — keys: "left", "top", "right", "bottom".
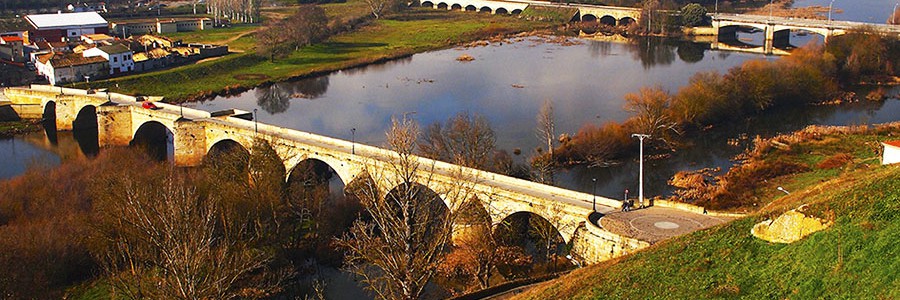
[{"left": 113, "top": 56, "right": 117, "bottom": 62}]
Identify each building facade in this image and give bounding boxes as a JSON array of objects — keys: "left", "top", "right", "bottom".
[
  {"left": 25, "top": 12, "right": 109, "bottom": 42},
  {"left": 83, "top": 44, "right": 134, "bottom": 74},
  {"left": 111, "top": 18, "right": 213, "bottom": 36},
  {"left": 35, "top": 52, "right": 108, "bottom": 85}
]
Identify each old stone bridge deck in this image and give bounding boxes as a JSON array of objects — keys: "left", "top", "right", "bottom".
[
  {"left": 3, "top": 85, "right": 736, "bottom": 264},
  {"left": 419, "top": 0, "right": 642, "bottom": 26}
]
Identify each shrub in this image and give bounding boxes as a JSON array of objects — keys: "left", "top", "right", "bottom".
[{"left": 817, "top": 153, "right": 853, "bottom": 169}]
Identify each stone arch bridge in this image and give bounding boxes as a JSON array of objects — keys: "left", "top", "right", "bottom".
[
  {"left": 4, "top": 85, "right": 729, "bottom": 264},
  {"left": 712, "top": 13, "right": 900, "bottom": 55},
  {"left": 419, "top": 0, "right": 641, "bottom": 26}
]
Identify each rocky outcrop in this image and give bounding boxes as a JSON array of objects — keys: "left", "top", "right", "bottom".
[{"left": 751, "top": 205, "right": 831, "bottom": 243}]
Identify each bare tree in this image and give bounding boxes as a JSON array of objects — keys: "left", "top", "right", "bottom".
[
  {"left": 419, "top": 112, "right": 496, "bottom": 170},
  {"left": 536, "top": 99, "right": 556, "bottom": 158},
  {"left": 363, "top": 0, "right": 404, "bottom": 19},
  {"left": 338, "top": 116, "right": 474, "bottom": 300},
  {"left": 439, "top": 196, "right": 531, "bottom": 291},
  {"left": 256, "top": 6, "right": 330, "bottom": 61},
  {"left": 624, "top": 86, "right": 680, "bottom": 146},
  {"left": 528, "top": 203, "right": 570, "bottom": 261},
  {"left": 92, "top": 172, "right": 287, "bottom": 299}
]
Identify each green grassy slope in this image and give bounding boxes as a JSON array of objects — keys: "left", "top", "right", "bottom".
[{"left": 516, "top": 128, "right": 900, "bottom": 299}]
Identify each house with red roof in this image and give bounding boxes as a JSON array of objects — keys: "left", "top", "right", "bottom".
[
  {"left": 0, "top": 35, "right": 25, "bottom": 63},
  {"left": 34, "top": 52, "right": 108, "bottom": 85},
  {"left": 883, "top": 141, "right": 900, "bottom": 165}
]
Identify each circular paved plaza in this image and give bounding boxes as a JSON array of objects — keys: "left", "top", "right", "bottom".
[{"left": 599, "top": 206, "right": 733, "bottom": 243}]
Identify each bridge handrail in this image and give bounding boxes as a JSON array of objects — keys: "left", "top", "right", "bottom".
[{"left": 207, "top": 115, "right": 625, "bottom": 211}]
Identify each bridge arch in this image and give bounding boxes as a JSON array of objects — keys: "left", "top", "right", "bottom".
[
  {"left": 421, "top": 1, "right": 433, "bottom": 8},
  {"left": 437, "top": 2, "right": 448, "bottom": 9},
  {"left": 479, "top": 6, "right": 491, "bottom": 13},
  {"left": 495, "top": 7, "right": 508, "bottom": 14},
  {"left": 619, "top": 17, "right": 635, "bottom": 27},
  {"left": 42, "top": 100, "right": 55, "bottom": 121},
  {"left": 494, "top": 211, "right": 566, "bottom": 262},
  {"left": 511, "top": 8, "right": 522, "bottom": 14},
  {"left": 582, "top": 14, "right": 598, "bottom": 23},
  {"left": 72, "top": 105, "right": 99, "bottom": 157},
  {"left": 599, "top": 15, "right": 616, "bottom": 26},
  {"left": 465, "top": 4, "right": 476, "bottom": 11},
  {"left": 131, "top": 120, "right": 174, "bottom": 161},
  {"left": 386, "top": 182, "right": 451, "bottom": 235},
  {"left": 287, "top": 158, "right": 347, "bottom": 201},
  {"left": 451, "top": 3, "right": 462, "bottom": 10}
]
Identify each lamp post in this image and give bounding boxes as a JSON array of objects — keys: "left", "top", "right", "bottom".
[
  {"left": 253, "top": 108, "right": 258, "bottom": 134},
  {"left": 715, "top": 0, "right": 718, "bottom": 16},
  {"left": 893, "top": 2, "right": 899, "bottom": 25},
  {"left": 768, "top": 0, "right": 774, "bottom": 21},
  {"left": 351, "top": 127, "right": 356, "bottom": 155},
  {"left": 591, "top": 178, "right": 597, "bottom": 212},
  {"left": 777, "top": 186, "right": 790, "bottom": 195},
  {"left": 631, "top": 134, "right": 650, "bottom": 208},
  {"left": 828, "top": 0, "right": 835, "bottom": 23}
]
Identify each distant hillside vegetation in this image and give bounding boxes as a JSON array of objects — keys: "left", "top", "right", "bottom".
[{"left": 515, "top": 125, "right": 900, "bottom": 299}]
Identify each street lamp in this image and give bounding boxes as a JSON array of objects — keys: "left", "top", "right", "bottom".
[
  {"left": 631, "top": 133, "right": 650, "bottom": 208},
  {"left": 828, "top": 0, "right": 835, "bottom": 23},
  {"left": 591, "top": 178, "right": 597, "bottom": 212},
  {"left": 777, "top": 186, "right": 790, "bottom": 195},
  {"left": 253, "top": 108, "right": 258, "bottom": 133},
  {"left": 893, "top": 2, "right": 899, "bottom": 25},
  {"left": 351, "top": 127, "right": 356, "bottom": 155},
  {"left": 769, "top": 0, "right": 774, "bottom": 21},
  {"left": 715, "top": 0, "right": 718, "bottom": 16}
]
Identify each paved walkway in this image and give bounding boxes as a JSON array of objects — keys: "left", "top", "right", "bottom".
[{"left": 600, "top": 206, "right": 735, "bottom": 243}]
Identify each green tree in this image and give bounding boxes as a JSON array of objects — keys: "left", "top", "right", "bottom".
[{"left": 681, "top": 3, "right": 708, "bottom": 27}]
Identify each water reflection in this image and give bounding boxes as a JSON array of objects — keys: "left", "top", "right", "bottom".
[
  {"left": 255, "top": 77, "right": 331, "bottom": 114},
  {"left": 792, "top": 0, "right": 895, "bottom": 23}
]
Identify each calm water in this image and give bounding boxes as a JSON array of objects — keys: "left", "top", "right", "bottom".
[
  {"left": 792, "top": 0, "right": 896, "bottom": 23},
  {"left": 0, "top": 137, "right": 60, "bottom": 179},
  {"left": 0, "top": 126, "right": 97, "bottom": 180}
]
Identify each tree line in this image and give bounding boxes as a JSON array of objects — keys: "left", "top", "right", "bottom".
[{"left": 551, "top": 31, "right": 900, "bottom": 169}]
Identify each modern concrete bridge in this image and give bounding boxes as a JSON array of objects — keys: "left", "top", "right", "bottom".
[
  {"left": 420, "top": 0, "right": 641, "bottom": 26},
  {"left": 712, "top": 13, "right": 900, "bottom": 54},
  {"left": 3, "top": 85, "right": 731, "bottom": 264}
]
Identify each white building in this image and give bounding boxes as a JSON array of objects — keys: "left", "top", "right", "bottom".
[
  {"left": 882, "top": 141, "right": 900, "bottom": 165},
  {"left": 35, "top": 52, "right": 108, "bottom": 85},
  {"left": 83, "top": 44, "right": 134, "bottom": 74}
]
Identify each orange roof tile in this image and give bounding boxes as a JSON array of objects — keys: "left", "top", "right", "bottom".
[
  {"left": 883, "top": 141, "right": 900, "bottom": 148},
  {"left": 1, "top": 36, "right": 23, "bottom": 42}
]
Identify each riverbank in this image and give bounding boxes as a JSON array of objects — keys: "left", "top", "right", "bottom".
[
  {"left": 514, "top": 123, "right": 900, "bottom": 299},
  {"left": 98, "top": 8, "right": 556, "bottom": 102},
  {"left": 0, "top": 120, "right": 41, "bottom": 138}
]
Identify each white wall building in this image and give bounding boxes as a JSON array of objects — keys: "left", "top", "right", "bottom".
[
  {"left": 83, "top": 44, "right": 134, "bottom": 74},
  {"left": 883, "top": 141, "right": 900, "bottom": 165}
]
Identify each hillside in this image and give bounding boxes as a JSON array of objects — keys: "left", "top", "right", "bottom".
[{"left": 514, "top": 125, "right": 900, "bottom": 299}]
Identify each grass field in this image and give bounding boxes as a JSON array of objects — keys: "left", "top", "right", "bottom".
[
  {"left": 514, "top": 125, "right": 900, "bottom": 299},
  {"left": 98, "top": 8, "right": 552, "bottom": 102},
  {"left": 161, "top": 24, "right": 260, "bottom": 51}
]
